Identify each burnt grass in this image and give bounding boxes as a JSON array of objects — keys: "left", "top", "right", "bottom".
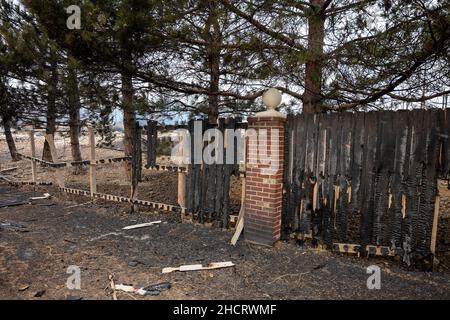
[{"left": 1, "top": 182, "right": 450, "bottom": 300}]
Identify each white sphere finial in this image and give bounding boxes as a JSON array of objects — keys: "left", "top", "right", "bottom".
[
  {"left": 256, "top": 88, "right": 285, "bottom": 118},
  {"left": 262, "top": 88, "right": 282, "bottom": 110}
]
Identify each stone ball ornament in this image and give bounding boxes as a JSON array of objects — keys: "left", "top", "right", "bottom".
[
  {"left": 262, "top": 88, "right": 282, "bottom": 110},
  {"left": 257, "top": 88, "right": 285, "bottom": 118}
]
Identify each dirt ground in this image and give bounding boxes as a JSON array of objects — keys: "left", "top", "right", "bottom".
[
  {"left": 1, "top": 182, "right": 450, "bottom": 300},
  {"left": 1, "top": 132, "right": 450, "bottom": 300}
]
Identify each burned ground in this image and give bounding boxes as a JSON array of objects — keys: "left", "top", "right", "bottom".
[{"left": 1, "top": 181, "right": 450, "bottom": 300}]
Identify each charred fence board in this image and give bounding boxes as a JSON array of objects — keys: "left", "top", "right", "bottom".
[
  {"left": 418, "top": 110, "right": 439, "bottom": 255},
  {"left": 360, "top": 112, "right": 378, "bottom": 251},
  {"left": 392, "top": 111, "right": 408, "bottom": 247},
  {"left": 281, "top": 114, "right": 294, "bottom": 239},
  {"left": 146, "top": 120, "right": 158, "bottom": 167},
  {"left": 405, "top": 109, "right": 425, "bottom": 263},
  {"left": 350, "top": 112, "right": 365, "bottom": 211},
  {"left": 313, "top": 115, "right": 327, "bottom": 238},
  {"left": 131, "top": 122, "right": 141, "bottom": 212},
  {"left": 336, "top": 113, "right": 352, "bottom": 242},
  {"left": 442, "top": 109, "right": 450, "bottom": 175},
  {"left": 221, "top": 118, "right": 236, "bottom": 227},
  {"left": 282, "top": 109, "right": 450, "bottom": 264}
]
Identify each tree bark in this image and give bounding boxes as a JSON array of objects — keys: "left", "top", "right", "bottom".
[
  {"left": 207, "top": 1, "right": 221, "bottom": 125},
  {"left": 42, "top": 55, "right": 58, "bottom": 161},
  {"left": 1, "top": 115, "right": 19, "bottom": 161},
  {"left": 303, "top": 0, "right": 326, "bottom": 114},
  {"left": 67, "top": 56, "right": 83, "bottom": 173},
  {"left": 122, "top": 67, "right": 134, "bottom": 181}
]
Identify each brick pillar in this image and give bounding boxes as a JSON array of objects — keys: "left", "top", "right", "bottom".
[{"left": 244, "top": 115, "right": 286, "bottom": 246}]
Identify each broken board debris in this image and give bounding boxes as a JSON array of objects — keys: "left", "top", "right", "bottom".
[
  {"left": 122, "top": 221, "right": 162, "bottom": 230},
  {"left": 231, "top": 208, "right": 244, "bottom": 246},
  {"left": 29, "top": 193, "right": 51, "bottom": 201},
  {"left": 162, "top": 261, "right": 235, "bottom": 274},
  {"left": 0, "top": 193, "right": 52, "bottom": 208},
  {"left": 231, "top": 174, "right": 246, "bottom": 245},
  {"left": 108, "top": 275, "right": 118, "bottom": 301},
  {"left": 18, "top": 285, "right": 30, "bottom": 292}
]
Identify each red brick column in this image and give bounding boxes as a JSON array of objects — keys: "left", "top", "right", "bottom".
[{"left": 244, "top": 116, "right": 286, "bottom": 246}]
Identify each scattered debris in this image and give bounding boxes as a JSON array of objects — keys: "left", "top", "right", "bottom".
[
  {"left": 115, "top": 282, "right": 171, "bottom": 296},
  {"left": 29, "top": 193, "right": 51, "bottom": 201},
  {"left": 138, "top": 289, "right": 160, "bottom": 296},
  {"left": 128, "top": 261, "right": 139, "bottom": 268},
  {"left": 162, "top": 261, "right": 235, "bottom": 274},
  {"left": 313, "top": 263, "right": 327, "bottom": 270},
  {"left": 122, "top": 221, "right": 162, "bottom": 230},
  {"left": 143, "top": 282, "right": 171, "bottom": 292},
  {"left": 1, "top": 220, "right": 28, "bottom": 232},
  {"left": 33, "top": 290, "right": 46, "bottom": 298},
  {"left": 114, "top": 284, "right": 135, "bottom": 293},
  {"left": 0, "top": 199, "right": 29, "bottom": 208},
  {"left": 109, "top": 275, "right": 118, "bottom": 301},
  {"left": 18, "top": 285, "right": 30, "bottom": 292},
  {"left": 1, "top": 220, "right": 26, "bottom": 228}
]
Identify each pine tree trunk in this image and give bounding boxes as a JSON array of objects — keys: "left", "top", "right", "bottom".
[
  {"left": 42, "top": 56, "right": 58, "bottom": 162},
  {"left": 303, "top": 0, "right": 326, "bottom": 114},
  {"left": 1, "top": 116, "right": 19, "bottom": 161},
  {"left": 67, "top": 57, "right": 83, "bottom": 173},
  {"left": 207, "top": 0, "right": 221, "bottom": 125},
  {"left": 122, "top": 70, "right": 134, "bottom": 181}
]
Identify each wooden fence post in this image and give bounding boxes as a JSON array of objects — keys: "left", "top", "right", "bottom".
[
  {"left": 45, "top": 133, "right": 65, "bottom": 188},
  {"left": 139, "top": 136, "right": 142, "bottom": 182},
  {"left": 431, "top": 194, "right": 440, "bottom": 258},
  {"left": 231, "top": 172, "right": 246, "bottom": 246},
  {"left": 131, "top": 123, "right": 141, "bottom": 213},
  {"left": 231, "top": 130, "right": 247, "bottom": 245},
  {"left": 29, "top": 130, "right": 37, "bottom": 183},
  {"left": 89, "top": 127, "right": 97, "bottom": 196},
  {"left": 146, "top": 120, "right": 157, "bottom": 167}
]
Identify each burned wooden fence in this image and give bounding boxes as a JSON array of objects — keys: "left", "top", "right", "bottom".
[
  {"left": 282, "top": 109, "right": 450, "bottom": 263},
  {"left": 184, "top": 119, "right": 245, "bottom": 227},
  {"left": 144, "top": 118, "right": 247, "bottom": 227}
]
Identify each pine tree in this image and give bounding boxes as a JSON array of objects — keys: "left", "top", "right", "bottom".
[{"left": 221, "top": 0, "right": 450, "bottom": 113}]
